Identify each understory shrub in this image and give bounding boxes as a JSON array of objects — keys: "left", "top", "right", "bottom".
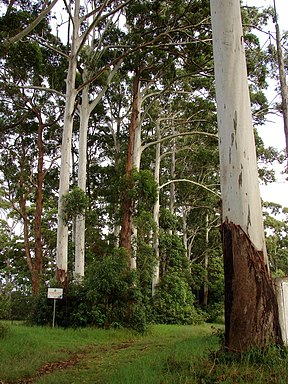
[
  {"left": 153, "top": 272, "right": 206, "bottom": 324},
  {"left": 30, "top": 248, "right": 148, "bottom": 332},
  {"left": 0, "top": 291, "right": 32, "bottom": 321}
]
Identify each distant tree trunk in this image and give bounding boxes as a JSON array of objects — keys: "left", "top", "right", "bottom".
[
  {"left": 273, "top": 0, "right": 288, "bottom": 165},
  {"left": 18, "top": 135, "right": 43, "bottom": 295},
  {"left": 120, "top": 68, "right": 141, "bottom": 267},
  {"left": 33, "top": 118, "right": 44, "bottom": 294},
  {"left": 74, "top": 61, "right": 122, "bottom": 279},
  {"left": 56, "top": 0, "right": 80, "bottom": 286},
  {"left": 152, "top": 118, "right": 161, "bottom": 296},
  {"left": 74, "top": 81, "right": 89, "bottom": 281},
  {"left": 210, "top": 0, "right": 282, "bottom": 351},
  {"left": 182, "top": 206, "right": 189, "bottom": 259},
  {"left": 169, "top": 134, "right": 176, "bottom": 217},
  {"left": 203, "top": 214, "right": 209, "bottom": 307}
]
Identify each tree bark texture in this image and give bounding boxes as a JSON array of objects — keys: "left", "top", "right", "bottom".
[
  {"left": 56, "top": 0, "right": 80, "bottom": 286},
  {"left": 222, "top": 221, "right": 282, "bottom": 351},
  {"left": 33, "top": 119, "right": 44, "bottom": 294},
  {"left": 18, "top": 137, "right": 42, "bottom": 295},
  {"left": 210, "top": 0, "right": 282, "bottom": 350},
  {"left": 74, "top": 80, "right": 89, "bottom": 280},
  {"left": 120, "top": 69, "right": 141, "bottom": 265},
  {"left": 152, "top": 118, "right": 161, "bottom": 296}
]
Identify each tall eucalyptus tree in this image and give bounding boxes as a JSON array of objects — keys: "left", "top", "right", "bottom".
[
  {"left": 210, "top": 0, "right": 282, "bottom": 351},
  {"left": 55, "top": 0, "right": 131, "bottom": 285}
]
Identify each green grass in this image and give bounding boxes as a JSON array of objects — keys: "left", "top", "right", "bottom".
[{"left": 1, "top": 321, "right": 288, "bottom": 383}]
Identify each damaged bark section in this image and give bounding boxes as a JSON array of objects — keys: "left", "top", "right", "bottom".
[
  {"left": 222, "top": 221, "right": 282, "bottom": 351},
  {"left": 56, "top": 268, "right": 68, "bottom": 290}
]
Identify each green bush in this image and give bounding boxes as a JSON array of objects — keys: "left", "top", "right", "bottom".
[
  {"left": 29, "top": 249, "right": 147, "bottom": 332},
  {"left": 205, "top": 303, "right": 224, "bottom": 323},
  {"left": 28, "top": 289, "right": 53, "bottom": 325},
  {"left": 0, "top": 291, "right": 33, "bottom": 321},
  {"left": 153, "top": 273, "right": 205, "bottom": 325},
  {"left": 0, "top": 293, "right": 10, "bottom": 319}
]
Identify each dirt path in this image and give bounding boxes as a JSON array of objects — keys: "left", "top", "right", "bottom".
[{"left": 14, "top": 341, "right": 140, "bottom": 384}]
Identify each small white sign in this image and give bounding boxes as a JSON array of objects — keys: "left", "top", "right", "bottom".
[{"left": 47, "top": 288, "right": 63, "bottom": 299}]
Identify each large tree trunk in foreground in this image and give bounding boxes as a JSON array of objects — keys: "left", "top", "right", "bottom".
[
  {"left": 223, "top": 222, "right": 282, "bottom": 350},
  {"left": 210, "top": 0, "right": 282, "bottom": 351}
]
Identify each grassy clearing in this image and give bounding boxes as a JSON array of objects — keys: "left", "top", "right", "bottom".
[
  {"left": 1, "top": 322, "right": 288, "bottom": 383},
  {"left": 0, "top": 321, "right": 136, "bottom": 382}
]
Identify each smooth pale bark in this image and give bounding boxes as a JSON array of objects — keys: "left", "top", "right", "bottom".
[
  {"left": 211, "top": 0, "right": 282, "bottom": 351},
  {"left": 130, "top": 80, "right": 143, "bottom": 270},
  {"left": 33, "top": 117, "right": 45, "bottom": 294},
  {"left": 56, "top": 0, "right": 80, "bottom": 285},
  {"left": 74, "top": 80, "right": 89, "bottom": 280},
  {"left": 182, "top": 207, "right": 189, "bottom": 259},
  {"left": 120, "top": 69, "right": 141, "bottom": 267},
  {"left": 152, "top": 119, "right": 161, "bottom": 296},
  {"left": 169, "top": 135, "right": 176, "bottom": 216},
  {"left": 203, "top": 214, "right": 209, "bottom": 307},
  {"left": 7, "top": 0, "right": 58, "bottom": 45},
  {"left": 74, "top": 61, "right": 123, "bottom": 280}
]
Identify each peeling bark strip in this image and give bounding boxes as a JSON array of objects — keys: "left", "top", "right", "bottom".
[
  {"left": 222, "top": 222, "right": 282, "bottom": 351},
  {"left": 56, "top": 268, "right": 68, "bottom": 291}
]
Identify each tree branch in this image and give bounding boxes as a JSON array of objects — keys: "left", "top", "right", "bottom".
[
  {"left": 159, "top": 179, "right": 221, "bottom": 197},
  {"left": 16, "top": 85, "right": 65, "bottom": 98},
  {"left": 77, "top": 0, "right": 131, "bottom": 56},
  {"left": 88, "top": 59, "right": 123, "bottom": 114},
  {"left": 7, "top": 0, "right": 58, "bottom": 45},
  {"left": 142, "top": 130, "right": 217, "bottom": 152}
]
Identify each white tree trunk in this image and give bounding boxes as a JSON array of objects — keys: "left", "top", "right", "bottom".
[
  {"left": 169, "top": 135, "right": 176, "bottom": 216},
  {"left": 211, "top": 0, "right": 266, "bottom": 256},
  {"left": 152, "top": 119, "right": 161, "bottom": 296},
  {"left": 210, "top": 0, "right": 282, "bottom": 351},
  {"left": 130, "top": 83, "right": 143, "bottom": 270},
  {"left": 74, "top": 79, "right": 89, "bottom": 281},
  {"left": 203, "top": 213, "right": 209, "bottom": 307},
  {"left": 132, "top": 90, "right": 143, "bottom": 171},
  {"left": 73, "top": 62, "right": 123, "bottom": 280},
  {"left": 182, "top": 206, "right": 188, "bottom": 259},
  {"left": 56, "top": 0, "right": 80, "bottom": 284}
]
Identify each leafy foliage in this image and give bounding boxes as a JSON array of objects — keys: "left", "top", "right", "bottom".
[
  {"left": 153, "top": 273, "right": 205, "bottom": 324},
  {"left": 30, "top": 249, "right": 148, "bottom": 333},
  {"left": 62, "top": 186, "right": 89, "bottom": 225}
]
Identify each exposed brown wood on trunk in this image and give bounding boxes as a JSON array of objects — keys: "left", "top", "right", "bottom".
[
  {"left": 18, "top": 140, "right": 38, "bottom": 295},
  {"left": 119, "top": 68, "right": 141, "bottom": 265},
  {"left": 17, "top": 108, "right": 47, "bottom": 295},
  {"left": 222, "top": 221, "right": 283, "bottom": 351},
  {"left": 56, "top": 267, "right": 68, "bottom": 290}
]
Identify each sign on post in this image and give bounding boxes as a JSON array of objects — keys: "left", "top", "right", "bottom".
[
  {"left": 47, "top": 288, "right": 63, "bottom": 328},
  {"left": 48, "top": 288, "right": 63, "bottom": 299}
]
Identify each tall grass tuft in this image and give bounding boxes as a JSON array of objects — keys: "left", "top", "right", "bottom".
[{"left": 0, "top": 322, "right": 9, "bottom": 338}]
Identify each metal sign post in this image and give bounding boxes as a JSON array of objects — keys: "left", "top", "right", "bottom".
[{"left": 47, "top": 288, "right": 63, "bottom": 328}]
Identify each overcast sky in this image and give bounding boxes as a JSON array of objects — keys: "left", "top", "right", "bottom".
[{"left": 243, "top": 0, "right": 288, "bottom": 208}]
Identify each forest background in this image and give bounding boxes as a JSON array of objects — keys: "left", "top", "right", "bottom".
[{"left": 0, "top": 0, "right": 287, "bottom": 331}]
